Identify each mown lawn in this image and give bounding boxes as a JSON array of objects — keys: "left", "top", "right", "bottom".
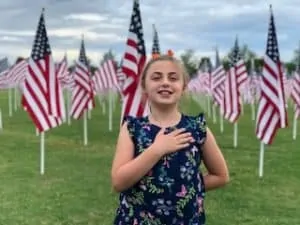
[{"left": 0, "top": 90, "right": 299, "bottom": 225}]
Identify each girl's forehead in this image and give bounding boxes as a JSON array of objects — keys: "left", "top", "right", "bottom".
[{"left": 148, "top": 60, "right": 180, "bottom": 72}]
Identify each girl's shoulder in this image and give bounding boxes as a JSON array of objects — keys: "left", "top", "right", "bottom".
[
  {"left": 122, "top": 115, "right": 149, "bottom": 136},
  {"left": 183, "top": 112, "right": 206, "bottom": 129},
  {"left": 122, "top": 115, "right": 148, "bottom": 127},
  {"left": 182, "top": 112, "right": 207, "bottom": 145}
]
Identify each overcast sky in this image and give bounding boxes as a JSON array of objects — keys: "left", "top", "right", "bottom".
[{"left": 0, "top": 0, "right": 299, "bottom": 66}]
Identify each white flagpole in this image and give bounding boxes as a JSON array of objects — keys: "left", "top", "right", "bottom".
[
  {"left": 258, "top": 142, "right": 265, "bottom": 177},
  {"left": 8, "top": 88, "right": 12, "bottom": 117},
  {"left": 220, "top": 109, "right": 224, "bottom": 133},
  {"left": 0, "top": 108, "right": 2, "bottom": 131},
  {"left": 88, "top": 108, "right": 91, "bottom": 119},
  {"left": 83, "top": 109, "right": 88, "bottom": 146},
  {"left": 14, "top": 88, "right": 18, "bottom": 111},
  {"left": 206, "top": 95, "right": 211, "bottom": 118},
  {"left": 233, "top": 122, "right": 238, "bottom": 148},
  {"left": 241, "top": 102, "right": 244, "bottom": 115},
  {"left": 112, "top": 90, "right": 116, "bottom": 113},
  {"left": 292, "top": 110, "right": 297, "bottom": 140},
  {"left": 67, "top": 91, "right": 72, "bottom": 125},
  {"left": 102, "top": 97, "right": 106, "bottom": 115},
  {"left": 251, "top": 102, "right": 256, "bottom": 121},
  {"left": 109, "top": 90, "right": 113, "bottom": 131},
  {"left": 40, "top": 131, "right": 45, "bottom": 175},
  {"left": 212, "top": 104, "right": 217, "bottom": 124}
]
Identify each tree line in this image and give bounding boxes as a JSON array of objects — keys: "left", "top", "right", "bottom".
[{"left": 14, "top": 45, "right": 300, "bottom": 77}]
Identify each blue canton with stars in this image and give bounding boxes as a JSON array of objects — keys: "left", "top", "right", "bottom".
[
  {"left": 129, "top": 0, "right": 146, "bottom": 56},
  {"left": 266, "top": 7, "right": 280, "bottom": 63},
  {"left": 31, "top": 10, "right": 51, "bottom": 61}
]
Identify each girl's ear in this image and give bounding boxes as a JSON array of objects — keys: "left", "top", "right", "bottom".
[
  {"left": 182, "top": 83, "right": 187, "bottom": 93},
  {"left": 141, "top": 86, "right": 147, "bottom": 94},
  {"left": 141, "top": 91, "right": 148, "bottom": 105},
  {"left": 140, "top": 86, "right": 148, "bottom": 96}
]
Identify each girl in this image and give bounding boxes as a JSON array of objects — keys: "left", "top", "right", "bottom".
[{"left": 111, "top": 52, "right": 229, "bottom": 225}]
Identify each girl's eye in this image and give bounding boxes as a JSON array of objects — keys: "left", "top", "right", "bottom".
[
  {"left": 152, "top": 77, "right": 160, "bottom": 80},
  {"left": 170, "top": 77, "right": 178, "bottom": 81}
]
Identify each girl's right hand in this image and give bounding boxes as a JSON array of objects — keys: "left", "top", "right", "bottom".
[{"left": 152, "top": 128, "right": 195, "bottom": 156}]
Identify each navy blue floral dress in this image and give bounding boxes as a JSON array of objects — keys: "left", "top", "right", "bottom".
[{"left": 113, "top": 113, "right": 207, "bottom": 225}]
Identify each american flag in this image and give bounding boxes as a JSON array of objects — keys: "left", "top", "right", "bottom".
[
  {"left": 56, "top": 54, "right": 68, "bottom": 80},
  {"left": 256, "top": 5, "right": 288, "bottom": 144},
  {"left": 0, "top": 57, "right": 10, "bottom": 73},
  {"left": 0, "top": 58, "right": 28, "bottom": 89},
  {"left": 70, "top": 37, "right": 95, "bottom": 119},
  {"left": 228, "top": 38, "right": 248, "bottom": 89},
  {"left": 151, "top": 24, "right": 160, "bottom": 58},
  {"left": 223, "top": 38, "right": 244, "bottom": 123},
  {"left": 211, "top": 47, "right": 226, "bottom": 108},
  {"left": 56, "top": 54, "right": 74, "bottom": 91},
  {"left": 93, "top": 59, "right": 120, "bottom": 93},
  {"left": 120, "top": 0, "right": 147, "bottom": 121},
  {"left": 22, "top": 9, "right": 64, "bottom": 132},
  {"left": 291, "top": 60, "right": 300, "bottom": 119},
  {"left": 291, "top": 73, "right": 300, "bottom": 119},
  {"left": 0, "top": 57, "right": 10, "bottom": 89}
]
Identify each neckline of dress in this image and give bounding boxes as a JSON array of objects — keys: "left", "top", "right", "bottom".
[{"left": 145, "top": 113, "right": 184, "bottom": 129}]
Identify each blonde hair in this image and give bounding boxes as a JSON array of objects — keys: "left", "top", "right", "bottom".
[{"left": 140, "top": 54, "right": 189, "bottom": 90}]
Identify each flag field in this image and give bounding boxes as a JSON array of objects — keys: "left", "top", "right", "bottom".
[{"left": 0, "top": 91, "right": 299, "bottom": 225}]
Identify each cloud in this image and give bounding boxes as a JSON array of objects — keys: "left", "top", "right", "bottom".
[
  {"left": 0, "top": 0, "right": 298, "bottom": 66},
  {"left": 64, "top": 13, "right": 108, "bottom": 22}
]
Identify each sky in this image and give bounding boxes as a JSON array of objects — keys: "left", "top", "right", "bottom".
[{"left": 0, "top": 0, "right": 299, "bottom": 66}]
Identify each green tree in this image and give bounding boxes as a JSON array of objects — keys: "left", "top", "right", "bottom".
[
  {"left": 292, "top": 47, "right": 300, "bottom": 66},
  {"left": 198, "top": 57, "right": 212, "bottom": 72},
  {"left": 100, "top": 49, "right": 116, "bottom": 65},
  {"left": 15, "top": 56, "right": 25, "bottom": 64},
  {"left": 179, "top": 49, "right": 199, "bottom": 77},
  {"left": 225, "top": 44, "right": 258, "bottom": 72},
  {"left": 285, "top": 62, "right": 296, "bottom": 76}
]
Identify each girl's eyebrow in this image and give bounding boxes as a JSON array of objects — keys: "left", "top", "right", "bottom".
[
  {"left": 151, "top": 71, "right": 162, "bottom": 75},
  {"left": 151, "top": 71, "right": 178, "bottom": 75}
]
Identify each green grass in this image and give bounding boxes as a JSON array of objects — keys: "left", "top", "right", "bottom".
[{"left": 0, "top": 90, "right": 299, "bottom": 225}]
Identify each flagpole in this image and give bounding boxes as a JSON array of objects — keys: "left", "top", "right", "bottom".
[
  {"left": 88, "top": 108, "right": 91, "bottom": 119},
  {"left": 233, "top": 122, "right": 238, "bottom": 148},
  {"left": 240, "top": 101, "right": 244, "bottom": 115},
  {"left": 292, "top": 108, "right": 297, "bottom": 140},
  {"left": 251, "top": 102, "right": 256, "bottom": 121},
  {"left": 109, "top": 90, "right": 113, "bottom": 131},
  {"left": 8, "top": 88, "right": 12, "bottom": 117},
  {"left": 40, "top": 131, "right": 45, "bottom": 175},
  {"left": 212, "top": 104, "right": 217, "bottom": 124},
  {"left": 14, "top": 87, "right": 18, "bottom": 111},
  {"left": 0, "top": 108, "right": 2, "bottom": 131},
  {"left": 67, "top": 90, "right": 71, "bottom": 125},
  {"left": 83, "top": 109, "right": 88, "bottom": 145},
  {"left": 220, "top": 109, "right": 224, "bottom": 133},
  {"left": 112, "top": 90, "right": 117, "bottom": 113},
  {"left": 258, "top": 142, "right": 265, "bottom": 177},
  {"left": 206, "top": 95, "right": 211, "bottom": 118},
  {"left": 102, "top": 96, "right": 106, "bottom": 115}
]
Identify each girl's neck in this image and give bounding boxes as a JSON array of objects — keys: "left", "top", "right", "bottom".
[{"left": 148, "top": 106, "right": 181, "bottom": 128}]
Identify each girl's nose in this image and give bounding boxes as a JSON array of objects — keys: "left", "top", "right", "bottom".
[
  {"left": 161, "top": 77, "right": 170, "bottom": 86},
  {"left": 162, "top": 82, "right": 170, "bottom": 87}
]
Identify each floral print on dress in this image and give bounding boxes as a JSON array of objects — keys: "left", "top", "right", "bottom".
[{"left": 115, "top": 113, "right": 207, "bottom": 225}]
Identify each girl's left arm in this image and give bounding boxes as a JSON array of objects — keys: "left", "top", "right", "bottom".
[{"left": 202, "top": 127, "right": 229, "bottom": 191}]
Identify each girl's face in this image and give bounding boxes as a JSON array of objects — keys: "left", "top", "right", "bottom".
[{"left": 143, "top": 60, "right": 185, "bottom": 107}]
